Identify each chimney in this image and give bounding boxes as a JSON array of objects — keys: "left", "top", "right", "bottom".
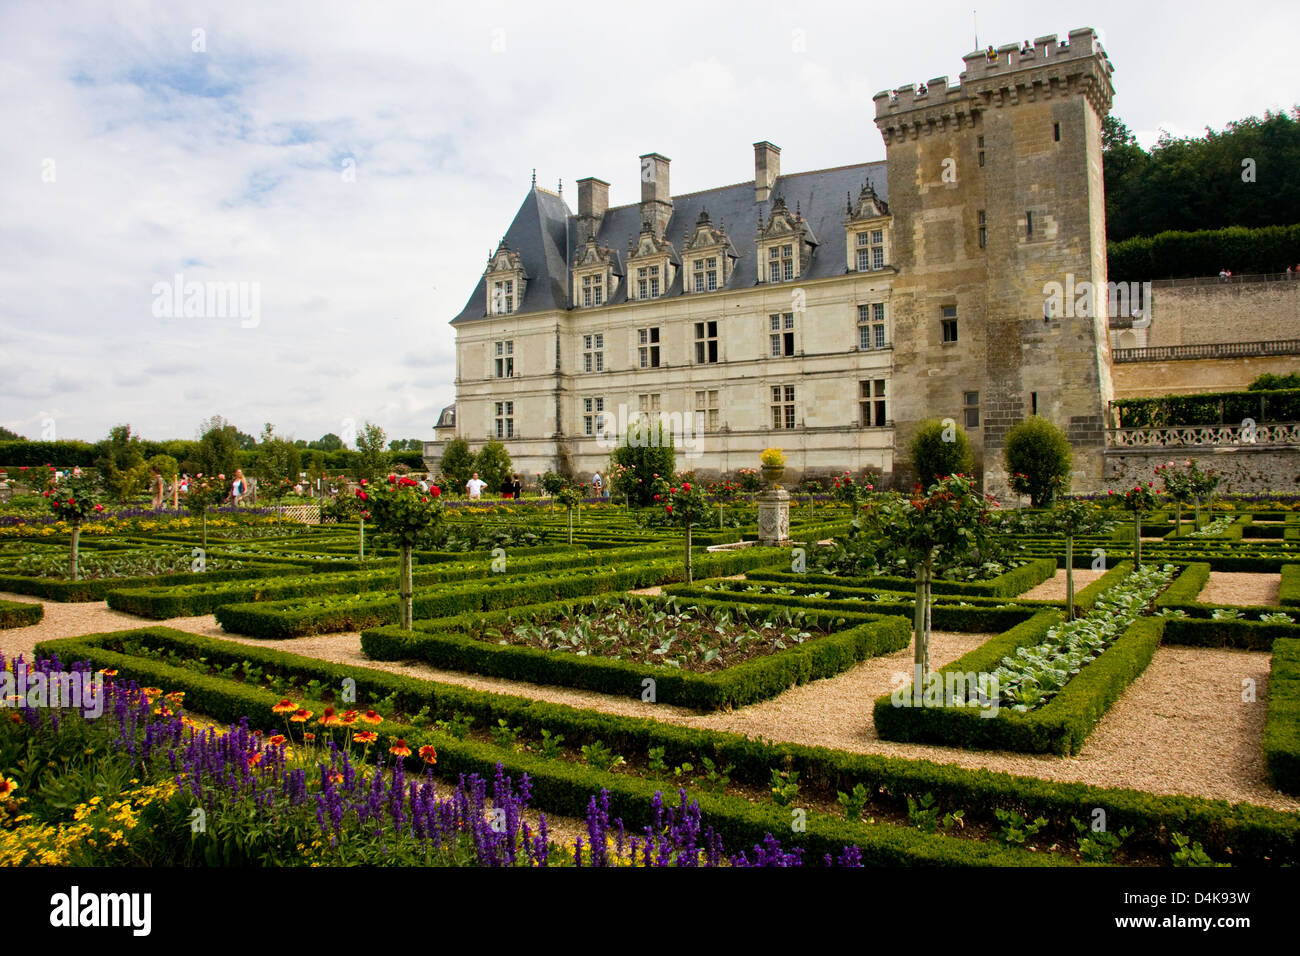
[
  {"left": 754, "top": 141, "right": 780, "bottom": 203},
  {"left": 639, "top": 153, "right": 672, "bottom": 238},
  {"left": 576, "top": 177, "right": 609, "bottom": 241}
]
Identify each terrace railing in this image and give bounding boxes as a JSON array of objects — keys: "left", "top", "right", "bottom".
[
  {"left": 1151, "top": 272, "right": 1298, "bottom": 288},
  {"left": 1114, "top": 339, "right": 1300, "bottom": 363},
  {"left": 1109, "top": 422, "right": 1300, "bottom": 447}
]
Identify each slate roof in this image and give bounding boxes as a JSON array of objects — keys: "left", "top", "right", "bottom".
[{"left": 451, "top": 161, "right": 887, "bottom": 324}]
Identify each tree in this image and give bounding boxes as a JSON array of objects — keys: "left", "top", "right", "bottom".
[
  {"left": 909, "top": 419, "right": 974, "bottom": 492},
  {"left": 1155, "top": 460, "right": 1196, "bottom": 534},
  {"left": 1047, "top": 492, "right": 1109, "bottom": 619},
  {"left": 865, "top": 475, "right": 993, "bottom": 687},
  {"left": 353, "top": 421, "right": 390, "bottom": 484},
  {"left": 473, "top": 440, "right": 513, "bottom": 494},
  {"left": 312, "top": 433, "right": 344, "bottom": 451},
  {"left": 195, "top": 419, "right": 240, "bottom": 479},
  {"left": 1248, "top": 371, "right": 1300, "bottom": 391},
  {"left": 181, "top": 474, "right": 226, "bottom": 550},
  {"left": 439, "top": 437, "right": 476, "bottom": 491},
  {"left": 610, "top": 420, "right": 676, "bottom": 506},
  {"left": 661, "top": 478, "right": 711, "bottom": 582},
  {"left": 256, "top": 423, "right": 301, "bottom": 509},
  {"left": 1113, "top": 483, "right": 1160, "bottom": 568},
  {"left": 360, "top": 475, "right": 444, "bottom": 628},
  {"left": 0, "top": 426, "right": 23, "bottom": 441},
  {"left": 45, "top": 473, "right": 103, "bottom": 580},
  {"left": 1004, "top": 417, "right": 1073, "bottom": 507},
  {"left": 96, "top": 424, "right": 148, "bottom": 502},
  {"left": 555, "top": 482, "right": 584, "bottom": 544}
]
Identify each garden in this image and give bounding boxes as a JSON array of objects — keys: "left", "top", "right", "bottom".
[{"left": 2, "top": 434, "right": 1299, "bottom": 869}]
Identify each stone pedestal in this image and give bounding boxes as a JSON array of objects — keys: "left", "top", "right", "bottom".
[{"left": 757, "top": 488, "right": 790, "bottom": 546}]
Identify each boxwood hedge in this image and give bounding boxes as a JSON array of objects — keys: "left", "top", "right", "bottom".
[
  {"left": 1264, "top": 638, "right": 1300, "bottom": 795},
  {"left": 0, "top": 598, "right": 42, "bottom": 628}
]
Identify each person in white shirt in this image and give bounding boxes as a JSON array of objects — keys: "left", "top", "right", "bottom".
[
  {"left": 466, "top": 472, "right": 487, "bottom": 499},
  {"left": 592, "top": 471, "right": 603, "bottom": 498}
]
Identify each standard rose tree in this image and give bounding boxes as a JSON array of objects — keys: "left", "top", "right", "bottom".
[
  {"left": 1111, "top": 483, "right": 1160, "bottom": 568},
  {"left": 361, "top": 475, "right": 444, "bottom": 628},
  {"left": 181, "top": 474, "right": 227, "bottom": 550},
  {"left": 44, "top": 473, "right": 104, "bottom": 580},
  {"left": 660, "top": 479, "right": 711, "bottom": 582},
  {"left": 1047, "top": 487, "right": 1109, "bottom": 619},
  {"left": 1155, "top": 461, "right": 1195, "bottom": 535}
]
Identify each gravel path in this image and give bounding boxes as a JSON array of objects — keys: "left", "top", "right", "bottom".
[
  {"left": 1196, "top": 572, "right": 1281, "bottom": 607},
  {"left": 1017, "top": 569, "right": 1105, "bottom": 602},
  {"left": 4, "top": 588, "right": 1296, "bottom": 811}
]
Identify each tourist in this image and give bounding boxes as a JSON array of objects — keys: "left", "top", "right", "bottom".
[
  {"left": 150, "top": 465, "right": 164, "bottom": 510},
  {"left": 592, "top": 471, "right": 603, "bottom": 498},
  {"left": 466, "top": 472, "right": 486, "bottom": 499},
  {"left": 511, "top": 474, "right": 522, "bottom": 499},
  {"left": 500, "top": 475, "right": 514, "bottom": 499},
  {"left": 229, "top": 469, "right": 248, "bottom": 506}
]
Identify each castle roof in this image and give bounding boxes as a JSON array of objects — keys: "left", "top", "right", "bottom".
[{"left": 451, "top": 160, "right": 888, "bottom": 323}]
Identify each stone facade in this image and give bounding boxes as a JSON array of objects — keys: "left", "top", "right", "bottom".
[
  {"left": 1104, "top": 445, "right": 1300, "bottom": 494},
  {"left": 432, "top": 30, "right": 1117, "bottom": 494}
]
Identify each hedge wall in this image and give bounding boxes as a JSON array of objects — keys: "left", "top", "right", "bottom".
[
  {"left": 0, "top": 598, "right": 42, "bottom": 629},
  {"left": 34, "top": 626, "right": 1299, "bottom": 864},
  {"left": 1282, "top": 565, "right": 1300, "bottom": 608},
  {"left": 1107, "top": 223, "right": 1300, "bottom": 283},
  {"left": 743, "top": 557, "right": 1057, "bottom": 599},
  {"left": 363, "top": 594, "right": 908, "bottom": 711},
  {"left": 1264, "top": 638, "right": 1300, "bottom": 795},
  {"left": 0, "top": 564, "right": 293, "bottom": 603},
  {"left": 873, "top": 611, "right": 1166, "bottom": 755},
  {"left": 1113, "top": 388, "right": 1300, "bottom": 428}
]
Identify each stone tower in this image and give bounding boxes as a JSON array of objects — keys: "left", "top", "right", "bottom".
[{"left": 874, "top": 28, "right": 1116, "bottom": 495}]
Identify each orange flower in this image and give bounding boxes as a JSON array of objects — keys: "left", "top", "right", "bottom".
[
  {"left": 101, "top": 669, "right": 118, "bottom": 677},
  {"left": 272, "top": 699, "right": 296, "bottom": 714},
  {"left": 0, "top": 777, "right": 16, "bottom": 799},
  {"left": 248, "top": 753, "right": 263, "bottom": 768},
  {"left": 141, "top": 687, "right": 162, "bottom": 700},
  {"left": 419, "top": 745, "right": 437, "bottom": 765},
  {"left": 340, "top": 710, "right": 358, "bottom": 726},
  {"left": 360, "top": 710, "right": 383, "bottom": 725},
  {"left": 329, "top": 771, "right": 344, "bottom": 784},
  {"left": 165, "top": 691, "right": 185, "bottom": 705},
  {"left": 354, "top": 731, "right": 378, "bottom": 744},
  {"left": 290, "top": 709, "right": 313, "bottom": 723},
  {"left": 303, "top": 732, "right": 316, "bottom": 742},
  {"left": 390, "top": 739, "right": 412, "bottom": 758},
  {"left": 267, "top": 734, "right": 287, "bottom": 747},
  {"left": 318, "top": 707, "right": 340, "bottom": 727}
]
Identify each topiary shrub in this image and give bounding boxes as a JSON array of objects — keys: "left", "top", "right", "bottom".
[
  {"left": 1003, "top": 417, "right": 1073, "bottom": 507},
  {"left": 909, "top": 419, "right": 974, "bottom": 491}
]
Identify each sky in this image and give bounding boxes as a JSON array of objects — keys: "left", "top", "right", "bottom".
[{"left": 1, "top": 0, "right": 1297, "bottom": 446}]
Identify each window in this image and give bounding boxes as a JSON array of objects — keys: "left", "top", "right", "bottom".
[
  {"left": 769, "top": 313, "right": 795, "bottom": 357},
  {"left": 858, "top": 303, "right": 887, "bottom": 350},
  {"left": 582, "top": 333, "right": 604, "bottom": 373},
  {"left": 692, "top": 257, "right": 718, "bottom": 293},
  {"left": 694, "top": 320, "right": 719, "bottom": 364},
  {"left": 495, "top": 401, "right": 514, "bottom": 438},
  {"left": 638, "top": 393, "right": 661, "bottom": 422},
  {"left": 978, "top": 210, "right": 986, "bottom": 249},
  {"left": 860, "top": 379, "right": 887, "bottom": 427},
  {"left": 695, "top": 389, "right": 719, "bottom": 431},
  {"left": 963, "top": 391, "right": 980, "bottom": 429},
  {"left": 770, "top": 385, "right": 796, "bottom": 429},
  {"left": 494, "top": 340, "right": 514, "bottom": 378},
  {"left": 583, "top": 397, "right": 605, "bottom": 437},
  {"left": 492, "top": 279, "right": 515, "bottom": 315},
  {"left": 941, "top": 306, "right": 961, "bottom": 343},
  {"left": 767, "top": 243, "right": 794, "bottom": 282},
  {"left": 1026, "top": 211, "right": 1033, "bottom": 237},
  {"left": 1053, "top": 122, "right": 1061, "bottom": 142},
  {"left": 636, "top": 264, "right": 661, "bottom": 300},
  {"left": 637, "top": 327, "right": 660, "bottom": 368},
  {"left": 977, "top": 134, "right": 985, "bottom": 168},
  {"left": 1031, "top": 391, "right": 1038, "bottom": 416},
  {"left": 580, "top": 273, "right": 604, "bottom": 307},
  {"left": 856, "top": 230, "right": 885, "bottom": 271}
]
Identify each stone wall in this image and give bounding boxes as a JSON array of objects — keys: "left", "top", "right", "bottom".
[
  {"left": 1111, "top": 354, "right": 1300, "bottom": 398},
  {"left": 1147, "top": 280, "right": 1300, "bottom": 347},
  {"left": 1103, "top": 445, "right": 1300, "bottom": 494}
]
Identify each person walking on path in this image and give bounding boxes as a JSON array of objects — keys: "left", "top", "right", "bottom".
[{"left": 466, "top": 472, "right": 486, "bottom": 500}]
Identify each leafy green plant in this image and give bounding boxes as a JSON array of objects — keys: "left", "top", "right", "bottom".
[
  {"left": 699, "top": 757, "right": 733, "bottom": 794},
  {"left": 539, "top": 729, "right": 565, "bottom": 760},
  {"left": 1171, "top": 832, "right": 1226, "bottom": 867},
  {"left": 837, "top": 783, "right": 870, "bottom": 822},
  {"left": 580, "top": 740, "right": 625, "bottom": 773},
  {"left": 769, "top": 768, "right": 800, "bottom": 807},
  {"left": 433, "top": 711, "right": 474, "bottom": 740},
  {"left": 1004, "top": 417, "right": 1072, "bottom": 507},
  {"left": 647, "top": 746, "right": 668, "bottom": 776},
  {"left": 994, "top": 808, "right": 1048, "bottom": 846},
  {"left": 906, "top": 792, "right": 964, "bottom": 833},
  {"left": 490, "top": 718, "right": 521, "bottom": 750},
  {"left": 1072, "top": 817, "right": 1133, "bottom": 863}
]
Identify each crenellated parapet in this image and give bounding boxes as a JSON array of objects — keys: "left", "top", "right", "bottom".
[{"left": 873, "top": 27, "right": 1114, "bottom": 143}]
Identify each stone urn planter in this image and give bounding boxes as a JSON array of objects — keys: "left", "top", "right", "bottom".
[{"left": 760, "top": 464, "right": 785, "bottom": 490}]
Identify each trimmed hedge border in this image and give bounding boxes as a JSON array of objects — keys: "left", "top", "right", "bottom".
[
  {"left": 1282, "top": 565, "right": 1300, "bottom": 608},
  {"left": 215, "top": 547, "right": 787, "bottom": 639},
  {"left": 363, "top": 593, "right": 908, "bottom": 711},
  {"left": 0, "top": 598, "right": 42, "bottom": 629},
  {"left": 33, "top": 626, "right": 1299, "bottom": 865},
  {"left": 874, "top": 605, "right": 1167, "bottom": 756},
  {"left": 744, "top": 556, "right": 1057, "bottom": 599},
  {"left": 0, "top": 565, "right": 293, "bottom": 603},
  {"left": 1264, "top": 638, "right": 1300, "bottom": 795},
  {"left": 31, "top": 627, "right": 1051, "bottom": 867}
]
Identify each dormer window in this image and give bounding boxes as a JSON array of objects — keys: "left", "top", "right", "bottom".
[
  {"left": 756, "top": 197, "right": 814, "bottom": 284},
  {"left": 843, "top": 182, "right": 891, "bottom": 274},
  {"left": 580, "top": 274, "right": 605, "bottom": 307},
  {"left": 484, "top": 239, "right": 527, "bottom": 316},
  {"left": 626, "top": 219, "right": 675, "bottom": 302},
  {"left": 572, "top": 235, "right": 619, "bottom": 309},
  {"left": 636, "top": 264, "right": 661, "bottom": 300},
  {"left": 683, "top": 210, "right": 737, "bottom": 293},
  {"left": 855, "top": 229, "right": 886, "bottom": 271}
]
